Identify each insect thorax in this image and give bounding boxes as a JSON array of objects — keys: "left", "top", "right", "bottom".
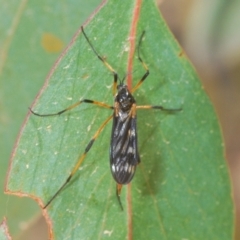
[{"left": 115, "top": 85, "right": 135, "bottom": 112}]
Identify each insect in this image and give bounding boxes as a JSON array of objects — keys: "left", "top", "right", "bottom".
[{"left": 30, "top": 26, "right": 180, "bottom": 210}]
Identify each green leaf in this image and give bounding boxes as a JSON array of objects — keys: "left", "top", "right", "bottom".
[
  {"left": 6, "top": 0, "right": 234, "bottom": 239},
  {"left": 0, "top": 0, "right": 100, "bottom": 237}
]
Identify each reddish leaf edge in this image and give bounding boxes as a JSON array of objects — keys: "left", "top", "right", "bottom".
[{"left": 0, "top": 217, "right": 13, "bottom": 240}]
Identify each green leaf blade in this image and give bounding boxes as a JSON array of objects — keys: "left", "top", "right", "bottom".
[{"left": 6, "top": 0, "right": 233, "bottom": 239}]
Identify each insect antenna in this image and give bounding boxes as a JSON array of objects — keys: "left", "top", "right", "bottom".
[{"left": 81, "top": 27, "right": 119, "bottom": 95}]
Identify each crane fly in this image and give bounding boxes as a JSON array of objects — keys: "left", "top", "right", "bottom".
[{"left": 30, "top": 26, "right": 181, "bottom": 210}]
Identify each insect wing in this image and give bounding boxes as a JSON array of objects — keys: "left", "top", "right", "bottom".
[{"left": 110, "top": 110, "right": 140, "bottom": 184}]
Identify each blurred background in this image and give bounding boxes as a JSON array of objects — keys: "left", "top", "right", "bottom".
[{"left": 0, "top": 0, "right": 239, "bottom": 239}]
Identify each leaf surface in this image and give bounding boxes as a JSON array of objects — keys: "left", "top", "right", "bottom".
[
  {"left": 1, "top": 0, "right": 99, "bottom": 237},
  {"left": 6, "top": 0, "right": 234, "bottom": 239}
]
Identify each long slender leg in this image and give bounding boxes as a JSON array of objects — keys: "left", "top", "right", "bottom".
[
  {"left": 116, "top": 184, "right": 123, "bottom": 211},
  {"left": 131, "top": 31, "right": 149, "bottom": 93},
  {"left": 44, "top": 114, "right": 113, "bottom": 208},
  {"left": 137, "top": 105, "right": 182, "bottom": 112},
  {"left": 81, "top": 26, "right": 118, "bottom": 95},
  {"left": 29, "top": 99, "right": 113, "bottom": 117}
]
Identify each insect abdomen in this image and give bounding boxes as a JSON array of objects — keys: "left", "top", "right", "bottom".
[
  {"left": 111, "top": 159, "right": 136, "bottom": 184},
  {"left": 110, "top": 106, "right": 140, "bottom": 185}
]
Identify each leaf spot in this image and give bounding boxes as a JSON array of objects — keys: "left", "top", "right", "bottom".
[
  {"left": 41, "top": 33, "right": 64, "bottom": 53},
  {"left": 103, "top": 229, "right": 113, "bottom": 236},
  {"left": 22, "top": 149, "right": 27, "bottom": 154}
]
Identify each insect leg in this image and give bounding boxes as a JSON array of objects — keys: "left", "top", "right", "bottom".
[
  {"left": 29, "top": 99, "right": 113, "bottom": 117},
  {"left": 43, "top": 114, "right": 113, "bottom": 209},
  {"left": 116, "top": 184, "right": 123, "bottom": 211},
  {"left": 81, "top": 26, "right": 118, "bottom": 95},
  {"left": 131, "top": 31, "right": 149, "bottom": 93},
  {"left": 136, "top": 105, "right": 181, "bottom": 112}
]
